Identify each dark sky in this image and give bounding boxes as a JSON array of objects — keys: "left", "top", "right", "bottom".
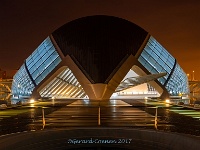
[{"left": 0, "top": 0, "right": 200, "bottom": 79}]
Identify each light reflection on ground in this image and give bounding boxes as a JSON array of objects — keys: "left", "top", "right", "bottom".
[{"left": 0, "top": 97, "right": 200, "bottom": 136}]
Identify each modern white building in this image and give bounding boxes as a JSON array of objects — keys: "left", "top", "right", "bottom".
[{"left": 11, "top": 15, "right": 189, "bottom": 100}]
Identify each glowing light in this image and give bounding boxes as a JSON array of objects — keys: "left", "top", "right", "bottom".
[
  {"left": 112, "top": 93, "right": 118, "bottom": 97},
  {"left": 29, "top": 98, "right": 35, "bottom": 104},
  {"left": 83, "top": 99, "right": 89, "bottom": 104},
  {"left": 30, "top": 103, "right": 35, "bottom": 107},
  {"left": 165, "top": 99, "right": 170, "bottom": 103},
  {"left": 52, "top": 97, "right": 55, "bottom": 105}
]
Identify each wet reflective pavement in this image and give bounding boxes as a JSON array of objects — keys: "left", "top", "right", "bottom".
[
  {"left": 1, "top": 99, "right": 200, "bottom": 136},
  {"left": 29, "top": 100, "right": 155, "bottom": 128}
]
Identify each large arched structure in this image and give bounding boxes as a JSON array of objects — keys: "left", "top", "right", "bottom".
[{"left": 11, "top": 15, "right": 189, "bottom": 100}]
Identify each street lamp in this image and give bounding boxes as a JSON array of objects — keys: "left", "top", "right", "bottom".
[
  {"left": 187, "top": 74, "right": 190, "bottom": 81},
  {"left": 193, "top": 71, "right": 195, "bottom": 81},
  {"left": 42, "top": 107, "right": 46, "bottom": 129}
]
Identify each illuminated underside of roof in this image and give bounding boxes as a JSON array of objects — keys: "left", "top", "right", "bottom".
[{"left": 115, "top": 72, "right": 167, "bottom": 92}]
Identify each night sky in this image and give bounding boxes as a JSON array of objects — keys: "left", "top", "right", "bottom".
[{"left": 0, "top": 0, "right": 200, "bottom": 79}]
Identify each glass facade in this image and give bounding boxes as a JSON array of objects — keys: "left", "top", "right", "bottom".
[
  {"left": 138, "top": 36, "right": 189, "bottom": 95},
  {"left": 165, "top": 63, "right": 189, "bottom": 95},
  {"left": 11, "top": 37, "right": 61, "bottom": 98},
  {"left": 26, "top": 37, "right": 61, "bottom": 85},
  {"left": 39, "top": 67, "right": 86, "bottom": 98},
  {"left": 11, "top": 34, "right": 189, "bottom": 99},
  {"left": 11, "top": 64, "right": 35, "bottom": 97}
]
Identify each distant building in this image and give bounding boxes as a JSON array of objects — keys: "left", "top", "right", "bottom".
[{"left": 11, "top": 15, "right": 189, "bottom": 100}]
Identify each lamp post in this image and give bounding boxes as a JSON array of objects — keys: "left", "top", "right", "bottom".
[
  {"left": 42, "top": 107, "right": 46, "bottom": 129},
  {"left": 192, "top": 71, "right": 195, "bottom": 97},
  {"left": 52, "top": 97, "right": 55, "bottom": 106},
  {"left": 192, "top": 71, "right": 195, "bottom": 81},
  {"left": 98, "top": 102, "right": 101, "bottom": 126},
  {"left": 154, "top": 106, "right": 158, "bottom": 130},
  {"left": 187, "top": 74, "right": 190, "bottom": 81}
]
